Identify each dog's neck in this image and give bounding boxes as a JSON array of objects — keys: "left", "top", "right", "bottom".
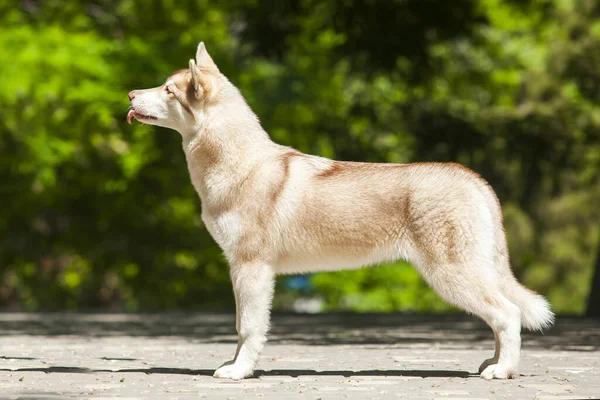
[{"left": 181, "top": 99, "right": 278, "bottom": 214}]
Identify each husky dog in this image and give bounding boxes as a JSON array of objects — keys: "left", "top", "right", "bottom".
[{"left": 127, "top": 42, "right": 554, "bottom": 380}]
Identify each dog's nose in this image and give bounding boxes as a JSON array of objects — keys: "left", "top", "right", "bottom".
[{"left": 128, "top": 91, "right": 136, "bottom": 101}]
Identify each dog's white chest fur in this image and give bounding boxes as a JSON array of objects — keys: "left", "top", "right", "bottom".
[{"left": 202, "top": 211, "right": 243, "bottom": 253}]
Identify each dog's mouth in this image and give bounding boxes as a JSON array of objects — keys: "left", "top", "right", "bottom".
[{"left": 127, "top": 107, "right": 158, "bottom": 125}]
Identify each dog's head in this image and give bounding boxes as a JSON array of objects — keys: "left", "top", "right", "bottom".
[{"left": 127, "top": 42, "right": 224, "bottom": 133}]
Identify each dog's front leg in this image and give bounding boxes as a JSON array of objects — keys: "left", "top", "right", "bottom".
[{"left": 213, "top": 262, "right": 275, "bottom": 379}]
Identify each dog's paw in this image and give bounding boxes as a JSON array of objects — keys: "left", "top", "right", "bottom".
[
  {"left": 480, "top": 364, "right": 517, "bottom": 380},
  {"left": 478, "top": 357, "right": 499, "bottom": 373},
  {"left": 213, "top": 363, "right": 254, "bottom": 380}
]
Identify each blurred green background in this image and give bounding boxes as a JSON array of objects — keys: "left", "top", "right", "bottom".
[{"left": 1, "top": 0, "right": 599, "bottom": 315}]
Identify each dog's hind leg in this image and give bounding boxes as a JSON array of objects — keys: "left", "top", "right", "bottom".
[
  {"left": 477, "top": 295, "right": 521, "bottom": 380},
  {"left": 422, "top": 264, "right": 521, "bottom": 379},
  {"left": 213, "top": 262, "right": 275, "bottom": 379}
]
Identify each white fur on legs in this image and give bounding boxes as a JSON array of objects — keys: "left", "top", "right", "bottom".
[
  {"left": 479, "top": 299, "right": 521, "bottom": 380},
  {"left": 213, "top": 263, "right": 275, "bottom": 380},
  {"left": 479, "top": 333, "right": 499, "bottom": 373}
]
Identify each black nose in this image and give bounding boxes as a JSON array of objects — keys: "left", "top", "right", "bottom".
[{"left": 128, "top": 91, "right": 136, "bottom": 101}]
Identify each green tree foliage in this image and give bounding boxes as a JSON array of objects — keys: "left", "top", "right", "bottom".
[{"left": 0, "top": 0, "right": 598, "bottom": 313}]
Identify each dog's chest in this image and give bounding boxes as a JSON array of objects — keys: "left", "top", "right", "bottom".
[{"left": 201, "top": 209, "right": 244, "bottom": 252}]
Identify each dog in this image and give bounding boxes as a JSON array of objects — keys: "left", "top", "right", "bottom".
[{"left": 127, "top": 41, "right": 554, "bottom": 380}]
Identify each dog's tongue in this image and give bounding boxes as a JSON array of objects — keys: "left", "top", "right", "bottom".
[{"left": 127, "top": 109, "right": 135, "bottom": 125}]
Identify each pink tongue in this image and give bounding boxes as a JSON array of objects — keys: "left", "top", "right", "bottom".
[{"left": 127, "top": 109, "right": 135, "bottom": 125}]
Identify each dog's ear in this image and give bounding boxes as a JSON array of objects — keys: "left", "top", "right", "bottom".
[
  {"left": 189, "top": 58, "right": 214, "bottom": 100},
  {"left": 189, "top": 59, "right": 201, "bottom": 96},
  {"left": 188, "top": 42, "right": 218, "bottom": 100},
  {"left": 196, "top": 42, "right": 218, "bottom": 71}
]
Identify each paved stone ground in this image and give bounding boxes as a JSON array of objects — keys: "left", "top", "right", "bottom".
[{"left": 0, "top": 313, "right": 598, "bottom": 399}]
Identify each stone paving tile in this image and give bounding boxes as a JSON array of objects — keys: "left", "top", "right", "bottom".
[{"left": 0, "top": 313, "right": 598, "bottom": 399}]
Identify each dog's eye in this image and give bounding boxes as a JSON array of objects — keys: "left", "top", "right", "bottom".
[{"left": 165, "top": 86, "right": 173, "bottom": 95}]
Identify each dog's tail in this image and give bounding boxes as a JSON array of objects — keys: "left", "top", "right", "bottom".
[
  {"left": 492, "top": 234, "right": 554, "bottom": 331},
  {"left": 481, "top": 184, "right": 554, "bottom": 332},
  {"left": 492, "top": 233, "right": 554, "bottom": 331},
  {"left": 503, "top": 276, "right": 555, "bottom": 331}
]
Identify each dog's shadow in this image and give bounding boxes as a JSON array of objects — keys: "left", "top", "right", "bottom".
[{"left": 0, "top": 365, "right": 475, "bottom": 378}]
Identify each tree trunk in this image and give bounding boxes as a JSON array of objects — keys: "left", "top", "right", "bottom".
[{"left": 586, "top": 233, "right": 600, "bottom": 317}]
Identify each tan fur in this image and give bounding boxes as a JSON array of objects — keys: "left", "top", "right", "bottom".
[{"left": 127, "top": 41, "right": 554, "bottom": 380}]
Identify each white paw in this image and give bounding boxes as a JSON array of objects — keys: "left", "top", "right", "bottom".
[
  {"left": 480, "top": 363, "right": 517, "bottom": 380},
  {"left": 478, "top": 357, "right": 499, "bottom": 373},
  {"left": 213, "top": 363, "right": 254, "bottom": 380}
]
